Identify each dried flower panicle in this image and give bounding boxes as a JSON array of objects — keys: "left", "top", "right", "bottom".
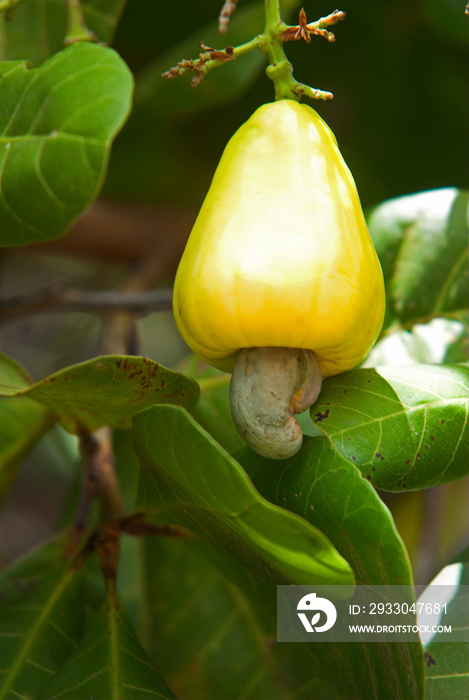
[
  {"left": 162, "top": 43, "right": 235, "bottom": 86},
  {"left": 282, "top": 8, "right": 345, "bottom": 44}
]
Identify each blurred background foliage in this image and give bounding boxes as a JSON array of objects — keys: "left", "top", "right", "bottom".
[
  {"left": 105, "top": 0, "right": 469, "bottom": 209},
  {"left": 3, "top": 0, "right": 465, "bottom": 210},
  {"left": 0, "top": 0, "right": 468, "bottom": 581}
]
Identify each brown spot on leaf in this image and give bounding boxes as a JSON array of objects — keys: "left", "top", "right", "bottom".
[
  {"left": 142, "top": 357, "right": 159, "bottom": 370},
  {"left": 314, "top": 409, "right": 330, "bottom": 423},
  {"left": 163, "top": 391, "right": 183, "bottom": 402},
  {"left": 424, "top": 651, "right": 437, "bottom": 667}
]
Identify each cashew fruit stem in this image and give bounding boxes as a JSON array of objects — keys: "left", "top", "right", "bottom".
[{"left": 229, "top": 347, "right": 322, "bottom": 460}]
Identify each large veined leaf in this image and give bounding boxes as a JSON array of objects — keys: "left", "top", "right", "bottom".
[
  {"left": 141, "top": 535, "right": 339, "bottom": 700},
  {"left": 133, "top": 404, "right": 354, "bottom": 587},
  {"left": 238, "top": 439, "right": 424, "bottom": 700},
  {"left": 0, "top": 41, "right": 133, "bottom": 247},
  {"left": 308, "top": 364, "right": 468, "bottom": 491},
  {"left": 420, "top": 548, "right": 469, "bottom": 700},
  {"left": 0, "top": 353, "right": 199, "bottom": 432},
  {"left": 238, "top": 439, "right": 413, "bottom": 588},
  {"left": 141, "top": 532, "right": 422, "bottom": 700},
  {"left": 0, "top": 564, "right": 84, "bottom": 700},
  {"left": 39, "top": 589, "right": 175, "bottom": 700},
  {"left": 271, "top": 639, "right": 423, "bottom": 700},
  {"left": 368, "top": 188, "right": 468, "bottom": 331},
  {"left": 0, "top": 0, "right": 127, "bottom": 64},
  {"left": 0, "top": 534, "right": 175, "bottom": 699}
]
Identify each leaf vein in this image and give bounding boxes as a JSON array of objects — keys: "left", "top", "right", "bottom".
[
  {"left": 0, "top": 144, "right": 44, "bottom": 236},
  {"left": 35, "top": 138, "right": 69, "bottom": 210},
  {"left": 26, "top": 56, "right": 121, "bottom": 135}
]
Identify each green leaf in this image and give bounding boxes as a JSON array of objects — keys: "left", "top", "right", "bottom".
[
  {"left": 0, "top": 354, "right": 200, "bottom": 432},
  {"left": 308, "top": 364, "right": 469, "bottom": 491},
  {"left": 0, "top": 353, "right": 55, "bottom": 500},
  {"left": 179, "top": 355, "right": 245, "bottom": 455},
  {"left": 238, "top": 438, "right": 413, "bottom": 587},
  {"left": 0, "top": 0, "right": 127, "bottom": 64},
  {"left": 0, "top": 351, "right": 32, "bottom": 390},
  {"left": 141, "top": 532, "right": 422, "bottom": 700},
  {"left": 275, "top": 640, "right": 423, "bottom": 700},
  {"left": 0, "top": 42, "right": 133, "bottom": 247},
  {"left": 421, "top": 548, "right": 469, "bottom": 700},
  {"left": 133, "top": 404, "right": 354, "bottom": 586},
  {"left": 40, "top": 588, "right": 175, "bottom": 700},
  {"left": 141, "top": 535, "right": 338, "bottom": 700},
  {"left": 118, "top": 438, "right": 333, "bottom": 699},
  {"left": 0, "top": 533, "right": 69, "bottom": 604},
  {"left": 0, "top": 395, "right": 54, "bottom": 501},
  {"left": 368, "top": 188, "right": 469, "bottom": 331},
  {"left": 238, "top": 439, "right": 425, "bottom": 700},
  {"left": 0, "top": 564, "right": 84, "bottom": 700}
]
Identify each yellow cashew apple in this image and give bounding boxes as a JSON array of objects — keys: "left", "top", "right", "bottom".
[{"left": 173, "top": 100, "right": 385, "bottom": 378}]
